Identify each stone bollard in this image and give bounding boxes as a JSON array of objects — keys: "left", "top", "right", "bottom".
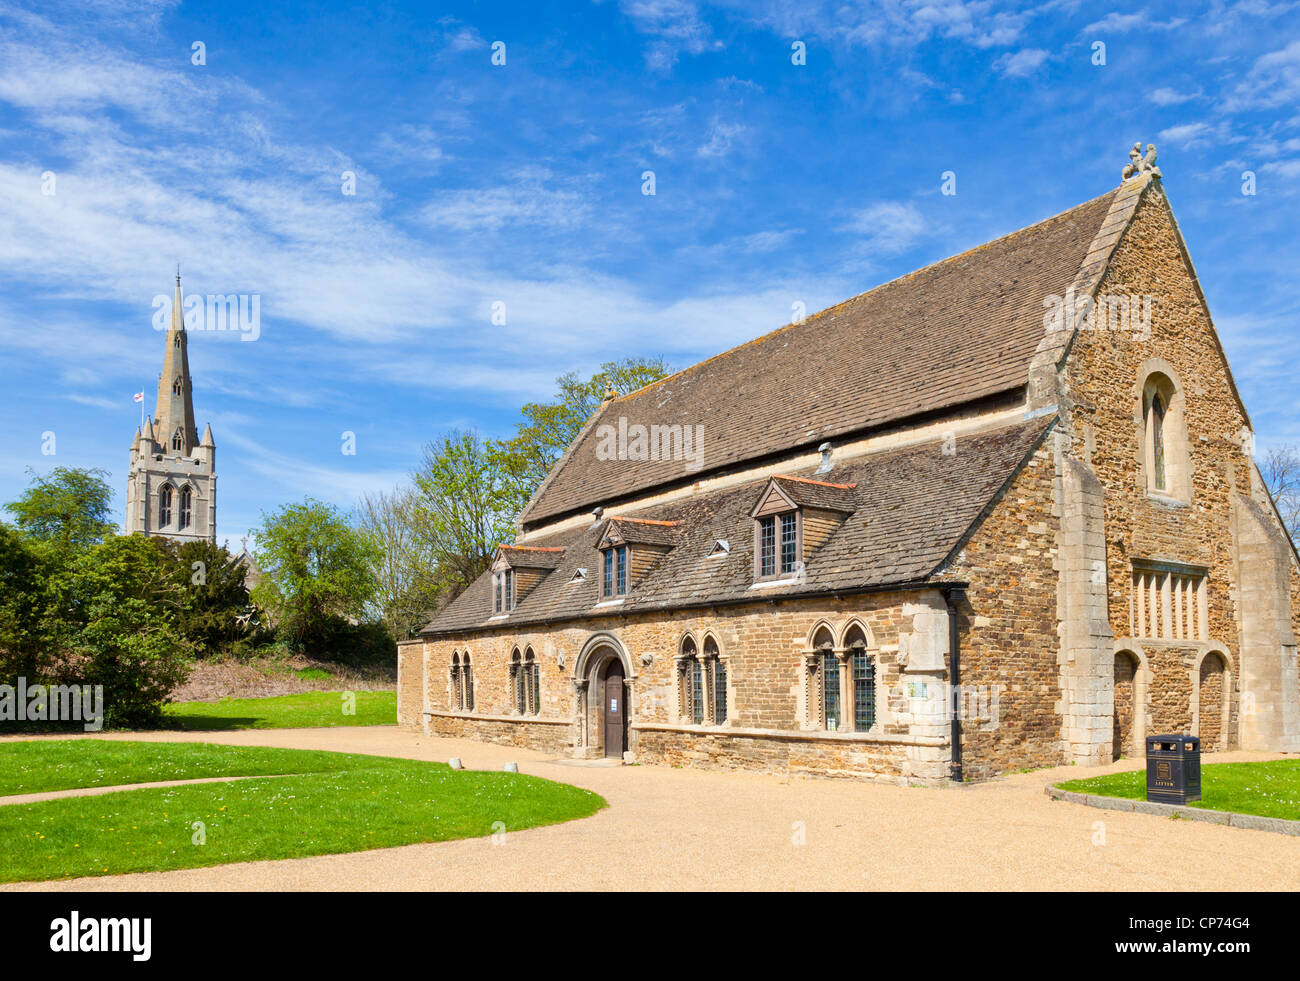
[
  {"left": 503, "top": 762, "right": 519, "bottom": 773},
  {"left": 448, "top": 758, "right": 464, "bottom": 770}
]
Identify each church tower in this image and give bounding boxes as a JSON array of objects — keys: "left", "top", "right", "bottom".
[{"left": 125, "top": 274, "right": 218, "bottom": 543}]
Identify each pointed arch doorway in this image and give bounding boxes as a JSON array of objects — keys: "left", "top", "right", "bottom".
[{"left": 574, "top": 634, "right": 634, "bottom": 760}]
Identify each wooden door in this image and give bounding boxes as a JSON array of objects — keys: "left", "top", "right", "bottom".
[{"left": 603, "top": 659, "right": 625, "bottom": 758}]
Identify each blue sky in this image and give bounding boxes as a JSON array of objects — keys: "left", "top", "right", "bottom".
[{"left": 1, "top": 0, "right": 1298, "bottom": 547}]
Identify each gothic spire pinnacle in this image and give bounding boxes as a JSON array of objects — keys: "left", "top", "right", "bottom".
[{"left": 155, "top": 273, "right": 198, "bottom": 455}]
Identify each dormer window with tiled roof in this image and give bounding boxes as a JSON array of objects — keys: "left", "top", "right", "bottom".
[
  {"left": 598, "top": 517, "right": 681, "bottom": 600},
  {"left": 751, "top": 475, "right": 857, "bottom": 583},
  {"left": 491, "top": 545, "right": 566, "bottom": 615}
]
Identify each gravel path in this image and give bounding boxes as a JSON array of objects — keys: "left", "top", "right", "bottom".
[{"left": 4, "top": 727, "right": 1297, "bottom": 891}]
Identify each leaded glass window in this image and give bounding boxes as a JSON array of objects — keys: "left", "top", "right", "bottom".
[
  {"left": 759, "top": 515, "right": 775, "bottom": 577},
  {"left": 713, "top": 658, "right": 727, "bottom": 723},
  {"left": 822, "top": 652, "right": 841, "bottom": 731},
  {"left": 852, "top": 649, "right": 875, "bottom": 731},
  {"left": 780, "top": 512, "right": 797, "bottom": 573},
  {"left": 691, "top": 658, "right": 704, "bottom": 725}
]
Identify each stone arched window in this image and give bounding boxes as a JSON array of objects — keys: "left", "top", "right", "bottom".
[
  {"left": 178, "top": 486, "right": 193, "bottom": 530},
  {"left": 1140, "top": 369, "right": 1190, "bottom": 501},
  {"left": 157, "top": 484, "right": 173, "bottom": 527},
  {"left": 704, "top": 635, "right": 727, "bottom": 724},
  {"left": 171, "top": 427, "right": 184, "bottom": 452},
  {"left": 844, "top": 623, "right": 876, "bottom": 732},
  {"left": 523, "top": 647, "right": 539, "bottom": 715},
  {"left": 510, "top": 648, "right": 524, "bottom": 714},
  {"left": 172, "top": 375, "right": 183, "bottom": 396},
  {"left": 806, "top": 624, "right": 840, "bottom": 731},
  {"left": 450, "top": 652, "right": 463, "bottom": 710},
  {"left": 676, "top": 635, "right": 702, "bottom": 724},
  {"left": 462, "top": 653, "right": 474, "bottom": 711}
]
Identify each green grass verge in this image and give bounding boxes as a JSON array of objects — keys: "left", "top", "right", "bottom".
[
  {"left": 1057, "top": 759, "right": 1300, "bottom": 821},
  {"left": 163, "top": 690, "right": 397, "bottom": 731},
  {"left": 0, "top": 740, "right": 606, "bottom": 883}
]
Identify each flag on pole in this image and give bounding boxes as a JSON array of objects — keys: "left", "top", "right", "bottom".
[{"left": 132, "top": 392, "right": 144, "bottom": 403}]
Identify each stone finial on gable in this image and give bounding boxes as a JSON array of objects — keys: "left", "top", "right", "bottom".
[{"left": 1121, "top": 142, "right": 1161, "bottom": 181}]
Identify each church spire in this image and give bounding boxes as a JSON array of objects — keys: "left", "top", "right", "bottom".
[{"left": 154, "top": 273, "right": 199, "bottom": 456}]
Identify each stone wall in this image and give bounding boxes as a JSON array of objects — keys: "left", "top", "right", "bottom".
[
  {"left": 1062, "top": 181, "right": 1300, "bottom": 750},
  {"left": 945, "top": 436, "right": 1066, "bottom": 779},
  {"left": 409, "top": 592, "right": 956, "bottom": 783}
]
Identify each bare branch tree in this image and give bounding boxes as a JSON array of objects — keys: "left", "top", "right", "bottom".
[{"left": 1260, "top": 444, "right": 1300, "bottom": 546}]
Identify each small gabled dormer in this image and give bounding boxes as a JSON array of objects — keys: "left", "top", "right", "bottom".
[
  {"left": 597, "top": 516, "right": 681, "bottom": 599},
  {"left": 750, "top": 475, "right": 856, "bottom": 581},
  {"left": 490, "top": 545, "right": 565, "bottom": 614}
]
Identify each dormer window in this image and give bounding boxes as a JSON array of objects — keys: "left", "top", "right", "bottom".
[
  {"left": 758, "top": 512, "right": 798, "bottom": 578},
  {"left": 172, "top": 375, "right": 183, "bottom": 396},
  {"left": 171, "top": 427, "right": 184, "bottom": 451},
  {"left": 493, "top": 568, "right": 515, "bottom": 613},
  {"left": 751, "top": 475, "right": 856, "bottom": 583},
  {"left": 602, "top": 545, "right": 627, "bottom": 598}
]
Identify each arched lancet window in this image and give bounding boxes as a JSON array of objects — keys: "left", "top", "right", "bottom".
[
  {"left": 704, "top": 635, "right": 726, "bottom": 724},
  {"left": 173, "top": 334, "right": 181, "bottom": 348},
  {"left": 172, "top": 375, "right": 183, "bottom": 396},
  {"left": 157, "top": 484, "right": 173, "bottom": 527},
  {"left": 178, "top": 486, "right": 193, "bottom": 530},
  {"left": 510, "top": 648, "right": 524, "bottom": 714},
  {"left": 524, "top": 647, "right": 539, "bottom": 715},
  {"left": 171, "top": 427, "right": 184, "bottom": 452},
  {"left": 1141, "top": 370, "right": 1188, "bottom": 500},
  {"left": 845, "top": 624, "right": 876, "bottom": 732},
  {"left": 462, "top": 653, "right": 474, "bottom": 711},
  {"left": 810, "top": 625, "right": 839, "bottom": 731},
  {"left": 450, "top": 652, "right": 462, "bottom": 710},
  {"left": 678, "top": 636, "right": 700, "bottom": 724}
]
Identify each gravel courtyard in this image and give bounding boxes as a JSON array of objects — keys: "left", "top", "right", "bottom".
[{"left": 4, "top": 727, "right": 1297, "bottom": 891}]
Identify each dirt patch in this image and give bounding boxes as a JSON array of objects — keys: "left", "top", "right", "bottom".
[{"left": 171, "top": 657, "right": 395, "bottom": 703}]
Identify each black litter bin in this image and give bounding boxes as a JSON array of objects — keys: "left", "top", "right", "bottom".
[{"left": 1146, "top": 734, "right": 1200, "bottom": 804}]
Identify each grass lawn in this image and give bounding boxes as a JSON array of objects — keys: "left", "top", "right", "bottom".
[
  {"left": 1057, "top": 759, "right": 1300, "bottom": 821},
  {"left": 163, "top": 690, "right": 397, "bottom": 730},
  {"left": 0, "top": 740, "right": 606, "bottom": 883}
]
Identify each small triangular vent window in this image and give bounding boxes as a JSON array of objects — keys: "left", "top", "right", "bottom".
[
  {"left": 709, "top": 540, "right": 730, "bottom": 557},
  {"left": 568, "top": 568, "right": 588, "bottom": 584}
]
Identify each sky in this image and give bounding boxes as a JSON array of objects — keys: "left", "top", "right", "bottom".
[{"left": 1, "top": 0, "right": 1298, "bottom": 547}]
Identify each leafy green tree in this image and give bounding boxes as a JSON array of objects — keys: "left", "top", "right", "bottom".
[
  {"left": 75, "top": 595, "right": 193, "bottom": 728},
  {"left": 163, "top": 540, "right": 258, "bottom": 656},
  {"left": 3, "top": 467, "right": 115, "bottom": 557},
  {"left": 0, "top": 524, "right": 54, "bottom": 682},
  {"left": 411, "top": 430, "right": 516, "bottom": 601},
  {"left": 253, "top": 499, "right": 382, "bottom": 655},
  {"left": 491, "top": 357, "right": 672, "bottom": 517}
]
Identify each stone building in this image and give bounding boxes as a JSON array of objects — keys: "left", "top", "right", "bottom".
[
  {"left": 397, "top": 152, "right": 1300, "bottom": 783},
  {"left": 125, "top": 275, "right": 217, "bottom": 544}
]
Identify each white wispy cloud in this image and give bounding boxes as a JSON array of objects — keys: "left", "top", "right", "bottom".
[{"left": 995, "top": 48, "right": 1050, "bottom": 78}]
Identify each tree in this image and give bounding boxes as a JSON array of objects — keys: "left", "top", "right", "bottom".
[
  {"left": 355, "top": 486, "right": 440, "bottom": 640},
  {"left": 411, "top": 430, "right": 516, "bottom": 601},
  {"left": 162, "top": 540, "right": 259, "bottom": 656},
  {"left": 3, "top": 467, "right": 115, "bottom": 557},
  {"left": 253, "top": 499, "right": 381, "bottom": 655},
  {"left": 1261, "top": 444, "right": 1300, "bottom": 546},
  {"left": 0, "top": 524, "right": 53, "bottom": 682},
  {"left": 491, "top": 357, "right": 672, "bottom": 517}
]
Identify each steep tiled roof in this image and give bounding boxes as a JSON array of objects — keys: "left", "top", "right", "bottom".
[
  {"left": 769, "top": 475, "right": 858, "bottom": 513},
  {"left": 602, "top": 516, "right": 682, "bottom": 547},
  {"left": 521, "top": 189, "right": 1116, "bottom": 528},
  {"left": 422, "top": 416, "right": 1053, "bottom": 636},
  {"left": 497, "top": 545, "right": 566, "bottom": 569}
]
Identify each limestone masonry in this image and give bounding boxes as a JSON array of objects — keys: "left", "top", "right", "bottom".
[{"left": 397, "top": 160, "right": 1300, "bottom": 784}]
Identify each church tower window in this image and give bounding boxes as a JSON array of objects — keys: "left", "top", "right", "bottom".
[
  {"left": 179, "top": 486, "right": 193, "bottom": 530},
  {"left": 172, "top": 376, "right": 183, "bottom": 396},
  {"left": 158, "top": 484, "right": 173, "bottom": 527},
  {"left": 171, "top": 427, "right": 183, "bottom": 451}
]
